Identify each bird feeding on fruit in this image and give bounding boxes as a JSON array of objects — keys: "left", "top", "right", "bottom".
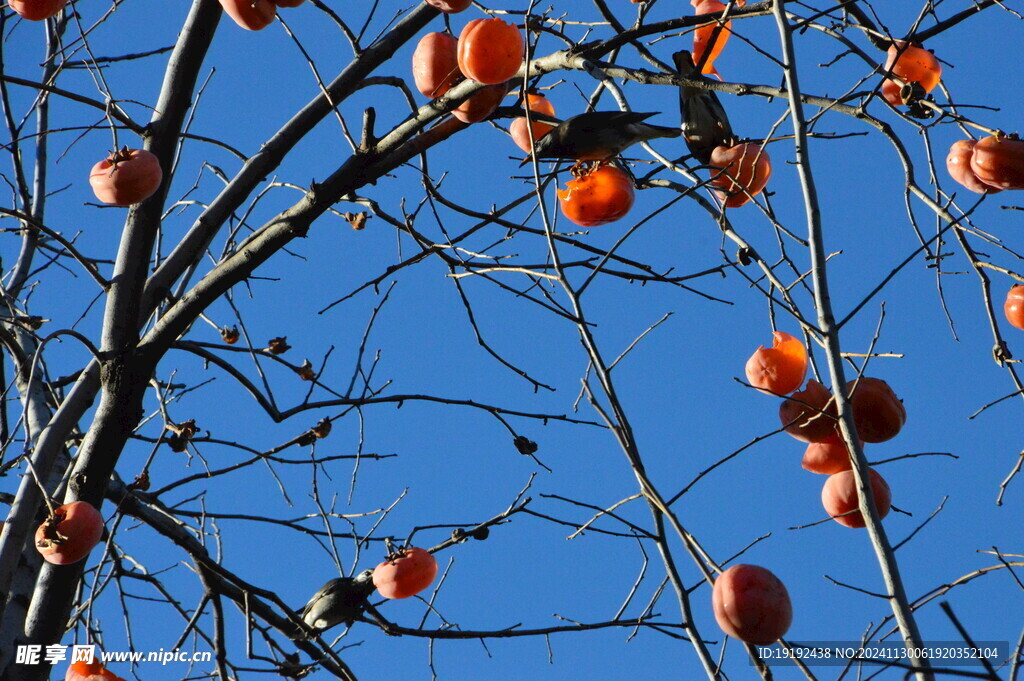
[{"left": 526, "top": 111, "right": 681, "bottom": 164}]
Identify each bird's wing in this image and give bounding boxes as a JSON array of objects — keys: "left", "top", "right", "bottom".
[
  {"left": 567, "top": 111, "right": 657, "bottom": 133},
  {"left": 300, "top": 577, "right": 346, "bottom": 616}
]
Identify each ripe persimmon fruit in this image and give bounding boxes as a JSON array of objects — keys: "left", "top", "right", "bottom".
[
  {"left": 779, "top": 379, "right": 836, "bottom": 443},
  {"left": 412, "top": 32, "right": 461, "bottom": 99},
  {"left": 1005, "top": 285, "right": 1024, "bottom": 331},
  {"left": 218, "top": 0, "right": 276, "bottom": 30},
  {"left": 510, "top": 94, "right": 557, "bottom": 153},
  {"left": 35, "top": 501, "right": 104, "bottom": 566},
  {"left": 821, "top": 468, "right": 891, "bottom": 528},
  {"left": 557, "top": 165, "right": 635, "bottom": 227},
  {"left": 457, "top": 18, "right": 523, "bottom": 85},
  {"left": 745, "top": 331, "right": 807, "bottom": 396},
  {"left": 709, "top": 143, "right": 771, "bottom": 208},
  {"left": 89, "top": 148, "right": 163, "bottom": 207},
  {"left": 846, "top": 377, "right": 905, "bottom": 443},
  {"left": 970, "top": 135, "right": 1024, "bottom": 191},
  {"left": 946, "top": 140, "right": 1001, "bottom": 194},
  {"left": 712, "top": 564, "right": 792, "bottom": 645},
  {"left": 373, "top": 547, "right": 438, "bottom": 599}
]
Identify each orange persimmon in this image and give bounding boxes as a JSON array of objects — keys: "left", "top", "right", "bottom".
[
  {"left": 373, "top": 547, "right": 438, "bottom": 599},
  {"left": 8, "top": 0, "right": 66, "bottom": 20},
  {"left": 779, "top": 379, "right": 836, "bottom": 443},
  {"left": 969, "top": 135, "right": 1024, "bottom": 191},
  {"left": 821, "top": 468, "right": 891, "bottom": 528},
  {"left": 744, "top": 331, "right": 807, "bottom": 395},
  {"left": 65, "top": 660, "right": 125, "bottom": 681},
  {"left": 709, "top": 143, "right": 771, "bottom": 208},
  {"left": 946, "top": 139, "right": 1001, "bottom": 194},
  {"left": 218, "top": 0, "right": 276, "bottom": 30},
  {"left": 712, "top": 564, "right": 792, "bottom": 645},
  {"left": 1004, "top": 285, "right": 1024, "bottom": 331},
  {"left": 846, "top": 377, "right": 905, "bottom": 443},
  {"left": 452, "top": 83, "right": 507, "bottom": 124},
  {"left": 457, "top": 18, "right": 523, "bottom": 85},
  {"left": 427, "top": 0, "right": 471, "bottom": 12},
  {"left": 881, "top": 41, "right": 941, "bottom": 106},
  {"left": 412, "top": 32, "right": 461, "bottom": 98},
  {"left": 557, "top": 165, "right": 635, "bottom": 227},
  {"left": 691, "top": 0, "right": 745, "bottom": 78},
  {"left": 510, "top": 94, "right": 557, "bottom": 153},
  {"left": 89, "top": 148, "right": 163, "bottom": 207},
  {"left": 35, "top": 501, "right": 104, "bottom": 566},
  {"left": 802, "top": 432, "right": 859, "bottom": 475}
]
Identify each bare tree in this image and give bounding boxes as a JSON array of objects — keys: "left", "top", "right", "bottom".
[{"left": 2, "top": 1, "right": 1022, "bottom": 680}]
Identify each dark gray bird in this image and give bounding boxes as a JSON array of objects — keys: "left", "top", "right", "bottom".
[
  {"left": 673, "top": 50, "right": 735, "bottom": 164},
  {"left": 529, "top": 111, "right": 681, "bottom": 161},
  {"left": 298, "top": 569, "right": 376, "bottom": 633}
]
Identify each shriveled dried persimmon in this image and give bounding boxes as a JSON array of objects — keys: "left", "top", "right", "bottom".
[
  {"left": 744, "top": 331, "right": 807, "bottom": 395},
  {"left": 557, "top": 165, "right": 635, "bottom": 227}
]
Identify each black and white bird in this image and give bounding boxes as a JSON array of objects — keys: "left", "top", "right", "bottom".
[
  {"left": 298, "top": 569, "right": 376, "bottom": 633},
  {"left": 673, "top": 49, "right": 735, "bottom": 164}
]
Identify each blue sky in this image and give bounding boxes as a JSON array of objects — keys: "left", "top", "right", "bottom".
[{"left": 5, "top": 1, "right": 1024, "bottom": 679}]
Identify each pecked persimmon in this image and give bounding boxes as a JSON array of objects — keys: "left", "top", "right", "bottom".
[
  {"left": 712, "top": 564, "right": 792, "bottom": 645},
  {"left": 8, "top": 0, "right": 66, "bottom": 21},
  {"left": 426, "top": 0, "right": 471, "bottom": 12},
  {"left": 412, "top": 32, "right": 461, "bottom": 99},
  {"left": 821, "top": 468, "right": 891, "bottom": 528},
  {"left": 745, "top": 331, "right": 807, "bottom": 396},
  {"left": 1005, "top": 285, "right": 1024, "bottom": 331},
  {"left": 946, "top": 140, "right": 1001, "bottom": 194},
  {"left": 969, "top": 135, "right": 1024, "bottom": 191},
  {"left": 691, "top": 0, "right": 745, "bottom": 79},
  {"left": 846, "top": 377, "right": 905, "bottom": 443},
  {"left": 65, "top": 660, "right": 125, "bottom": 681},
  {"left": 452, "top": 83, "right": 507, "bottom": 124},
  {"left": 557, "top": 165, "right": 635, "bottom": 227},
  {"left": 218, "top": 0, "right": 276, "bottom": 30},
  {"left": 881, "top": 41, "right": 941, "bottom": 106},
  {"left": 709, "top": 143, "right": 771, "bottom": 208},
  {"left": 779, "top": 379, "right": 836, "bottom": 443},
  {"left": 35, "top": 501, "right": 104, "bottom": 566},
  {"left": 272, "top": 0, "right": 305, "bottom": 7},
  {"left": 89, "top": 148, "right": 163, "bottom": 207},
  {"left": 457, "top": 18, "right": 523, "bottom": 85},
  {"left": 510, "top": 94, "right": 557, "bottom": 153},
  {"left": 802, "top": 432, "right": 859, "bottom": 475},
  {"left": 373, "top": 547, "right": 438, "bottom": 599}
]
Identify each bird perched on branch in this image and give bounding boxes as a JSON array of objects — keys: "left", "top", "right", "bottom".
[
  {"left": 297, "top": 569, "right": 376, "bottom": 635},
  {"left": 673, "top": 49, "right": 735, "bottom": 164},
  {"left": 528, "top": 111, "right": 681, "bottom": 163}
]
